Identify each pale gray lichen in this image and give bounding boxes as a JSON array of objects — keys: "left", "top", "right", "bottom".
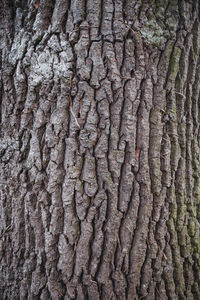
[
  {"left": 0, "top": 137, "right": 20, "bottom": 162},
  {"left": 140, "top": 19, "right": 167, "bottom": 48}
]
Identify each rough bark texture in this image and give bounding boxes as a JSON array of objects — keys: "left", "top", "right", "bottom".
[{"left": 0, "top": 0, "right": 200, "bottom": 299}]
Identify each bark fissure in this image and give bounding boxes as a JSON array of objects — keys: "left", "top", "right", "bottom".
[{"left": 0, "top": 0, "right": 200, "bottom": 299}]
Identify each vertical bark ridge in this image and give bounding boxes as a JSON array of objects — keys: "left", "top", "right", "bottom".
[{"left": 0, "top": 0, "right": 200, "bottom": 299}]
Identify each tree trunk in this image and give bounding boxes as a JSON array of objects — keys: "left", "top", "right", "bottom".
[{"left": 0, "top": 0, "right": 200, "bottom": 299}]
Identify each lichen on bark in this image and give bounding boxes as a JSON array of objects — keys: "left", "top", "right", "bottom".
[{"left": 0, "top": 0, "right": 200, "bottom": 299}]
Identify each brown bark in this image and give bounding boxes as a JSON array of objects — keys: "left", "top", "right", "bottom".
[{"left": 0, "top": 0, "right": 200, "bottom": 299}]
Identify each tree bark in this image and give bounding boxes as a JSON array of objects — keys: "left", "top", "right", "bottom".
[{"left": 0, "top": 0, "right": 200, "bottom": 299}]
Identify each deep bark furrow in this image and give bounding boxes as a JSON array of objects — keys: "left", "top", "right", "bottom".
[{"left": 0, "top": 1, "right": 200, "bottom": 299}]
